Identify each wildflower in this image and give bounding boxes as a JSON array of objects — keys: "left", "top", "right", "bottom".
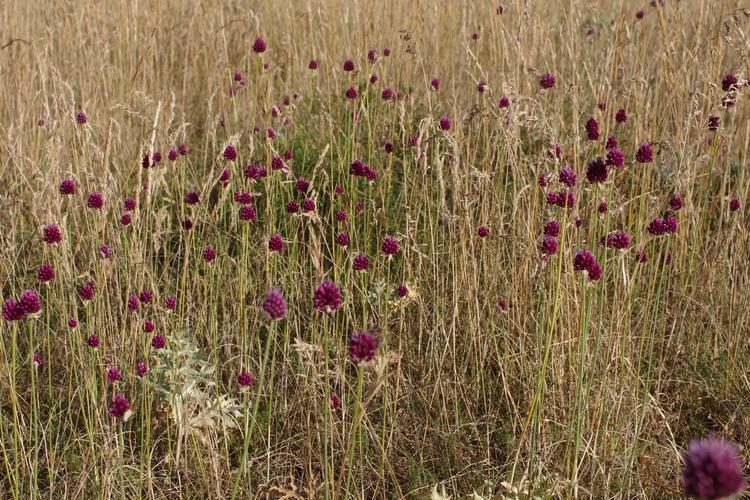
[
  {"left": 559, "top": 165, "right": 577, "bottom": 187},
  {"left": 99, "top": 244, "right": 112, "bottom": 259},
  {"left": 664, "top": 216, "right": 678, "bottom": 234},
  {"left": 33, "top": 352, "right": 43, "bottom": 368},
  {"left": 185, "top": 191, "right": 200, "bottom": 205},
  {"left": 439, "top": 116, "right": 451, "bottom": 131},
  {"left": 382, "top": 87, "right": 394, "bottom": 100},
  {"left": 648, "top": 218, "right": 667, "bottom": 236},
  {"left": 286, "top": 201, "right": 299, "bottom": 214},
  {"left": 309, "top": 59, "right": 319, "bottom": 70},
  {"left": 383, "top": 48, "right": 391, "bottom": 56},
  {"left": 544, "top": 220, "right": 560, "bottom": 237},
  {"left": 498, "top": 297, "right": 508, "bottom": 312},
  {"left": 168, "top": 148, "right": 178, "bottom": 161},
  {"left": 60, "top": 179, "right": 76, "bottom": 195},
  {"left": 541, "top": 236, "right": 559, "bottom": 255},
  {"left": 223, "top": 144, "right": 237, "bottom": 162},
  {"left": 137, "top": 362, "right": 149, "bottom": 377},
  {"left": 87, "top": 334, "right": 99, "bottom": 348},
  {"left": 396, "top": 284, "right": 409, "bottom": 298},
  {"left": 349, "top": 331, "right": 379, "bottom": 365},
  {"left": 585, "top": 117, "right": 600, "bottom": 141},
  {"left": 587, "top": 262, "right": 602, "bottom": 281},
  {"left": 76, "top": 111, "right": 87, "bottom": 124},
  {"left": 336, "top": 231, "right": 350, "bottom": 247},
  {"left": 586, "top": 158, "right": 608, "bottom": 183},
  {"left": 540, "top": 73, "right": 556, "bottom": 89},
  {"left": 471, "top": 31, "right": 480, "bottom": 41},
  {"left": 121, "top": 214, "right": 132, "bottom": 226},
  {"left": 127, "top": 294, "right": 139, "bottom": 312},
  {"left": 151, "top": 335, "right": 166, "bottom": 349},
  {"left": 268, "top": 234, "right": 284, "bottom": 253},
  {"left": 708, "top": 115, "right": 720, "bottom": 131},
  {"left": 682, "top": 437, "right": 746, "bottom": 499},
  {"left": 107, "top": 367, "right": 122, "bottom": 383},
  {"left": 203, "top": 246, "right": 216, "bottom": 263},
  {"left": 219, "top": 168, "right": 230, "bottom": 187},
  {"left": 239, "top": 204, "right": 257, "bottom": 221},
  {"left": 38, "top": 264, "right": 55, "bottom": 283},
  {"left": 382, "top": 236, "right": 399, "bottom": 256},
  {"left": 271, "top": 155, "right": 285, "bottom": 171},
  {"left": 730, "top": 197, "right": 740, "bottom": 212},
  {"left": 87, "top": 192, "right": 104, "bottom": 209},
  {"left": 606, "top": 135, "right": 618, "bottom": 150},
  {"left": 261, "top": 289, "right": 287, "bottom": 320},
  {"left": 370, "top": 74, "right": 378, "bottom": 84},
  {"left": 431, "top": 78, "right": 440, "bottom": 91},
  {"left": 124, "top": 197, "right": 136, "bottom": 211},
  {"left": 143, "top": 319, "right": 155, "bottom": 333},
  {"left": 79, "top": 281, "right": 95, "bottom": 302},
  {"left": 721, "top": 73, "right": 738, "bottom": 92},
  {"left": 313, "top": 281, "right": 342, "bottom": 313},
  {"left": 178, "top": 143, "right": 188, "bottom": 155},
  {"left": 636, "top": 9, "right": 645, "bottom": 19},
  {"left": 252, "top": 37, "right": 266, "bottom": 54},
  {"left": 538, "top": 171, "right": 550, "bottom": 188},
  {"left": 2, "top": 300, "right": 25, "bottom": 322},
  {"left": 139, "top": 289, "right": 152, "bottom": 304},
  {"left": 574, "top": 250, "right": 596, "bottom": 272},
  {"left": 497, "top": 3, "right": 505, "bottom": 14},
  {"left": 478, "top": 226, "right": 489, "bottom": 238},
  {"left": 635, "top": 143, "right": 653, "bottom": 163},
  {"left": 345, "top": 86, "right": 358, "bottom": 99},
  {"left": 353, "top": 253, "right": 370, "bottom": 271},
  {"left": 499, "top": 96, "right": 510, "bottom": 108},
  {"left": 603, "top": 230, "right": 632, "bottom": 250},
  {"left": 343, "top": 59, "right": 355, "bottom": 72},
  {"left": 164, "top": 296, "right": 177, "bottom": 311},
  {"left": 636, "top": 250, "right": 648, "bottom": 263},
  {"left": 301, "top": 199, "right": 316, "bottom": 213},
  {"left": 68, "top": 317, "right": 78, "bottom": 329},
  {"left": 606, "top": 148, "right": 625, "bottom": 168},
  {"left": 295, "top": 177, "right": 309, "bottom": 192},
  {"left": 238, "top": 371, "right": 255, "bottom": 389},
  {"left": 616, "top": 107, "right": 628, "bottom": 124},
  {"left": 330, "top": 393, "right": 341, "bottom": 410},
  {"left": 477, "top": 81, "right": 487, "bottom": 93},
  {"left": 108, "top": 394, "right": 132, "bottom": 421}
]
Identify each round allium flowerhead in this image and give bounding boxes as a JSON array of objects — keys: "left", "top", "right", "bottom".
[
  {"left": 384, "top": 141, "right": 394, "bottom": 153},
  {"left": 127, "top": 294, "right": 139, "bottom": 312},
  {"left": 33, "top": 352, "right": 43, "bottom": 368},
  {"left": 664, "top": 216, "right": 678, "bottom": 234},
  {"left": 439, "top": 115, "right": 451, "bottom": 131},
  {"left": 721, "top": 73, "right": 738, "bottom": 92},
  {"left": 139, "top": 289, "right": 152, "bottom": 304},
  {"left": 68, "top": 317, "right": 78, "bottom": 329},
  {"left": 573, "top": 250, "right": 596, "bottom": 272},
  {"left": 168, "top": 148, "right": 178, "bottom": 161},
  {"left": 151, "top": 335, "right": 166, "bottom": 349},
  {"left": 636, "top": 250, "right": 649, "bottom": 263},
  {"left": 268, "top": 234, "right": 284, "bottom": 253},
  {"left": 477, "top": 81, "right": 487, "bottom": 93},
  {"left": 99, "top": 244, "right": 112, "bottom": 259},
  {"left": 682, "top": 436, "right": 746, "bottom": 499},
  {"left": 152, "top": 151, "right": 162, "bottom": 165},
  {"left": 670, "top": 194, "right": 683, "bottom": 210},
  {"left": 648, "top": 218, "right": 667, "bottom": 236},
  {"left": 498, "top": 297, "right": 508, "bottom": 312},
  {"left": 585, "top": 117, "right": 600, "bottom": 141},
  {"left": 369, "top": 74, "right": 378, "bottom": 84},
  {"left": 238, "top": 371, "right": 255, "bottom": 389},
  {"left": 586, "top": 158, "right": 609, "bottom": 183},
  {"left": 604, "top": 230, "right": 632, "bottom": 250},
  {"left": 478, "top": 226, "right": 489, "bottom": 238},
  {"left": 539, "top": 73, "right": 556, "bottom": 89},
  {"left": 471, "top": 31, "right": 480, "bottom": 41},
  {"left": 396, "top": 284, "right": 409, "bottom": 298},
  {"left": 708, "top": 115, "right": 720, "bottom": 131},
  {"left": 382, "top": 87, "right": 394, "bottom": 100},
  {"left": 431, "top": 78, "right": 440, "bottom": 91},
  {"left": 336, "top": 210, "right": 347, "bottom": 222},
  {"left": 336, "top": 231, "right": 350, "bottom": 247},
  {"left": 606, "top": 148, "right": 625, "bottom": 168},
  {"left": 108, "top": 394, "right": 132, "bottom": 421},
  {"left": 345, "top": 86, "right": 358, "bottom": 100},
  {"left": 538, "top": 171, "right": 550, "bottom": 188},
  {"left": 636, "top": 9, "right": 645, "bottom": 19},
  {"left": 87, "top": 192, "right": 104, "bottom": 209},
  {"left": 313, "top": 280, "right": 342, "bottom": 313},
  {"left": 136, "top": 362, "right": 149, "bottom": 377},
  {"left": 38, "top": 264, "right": 55, "bottom": 283},
  {"left": 587, "top": 262, "right": 602, "bottom": 281},
  {"left": 286, "top": 200, "right": 299, "bottom": 214},
  {"left": 499, "top": 95, "right": 510, "bottom": 108},
  {"left": 223, "top": 144, "right": 237, "bottom": 162},
  {"left": 219, "top": 168, "right": 230, "bottom": 186},
  {"left": 295, "top": 177, "right": 310, "bottom": 193},
  {"left": 382, "top": 236, "right": 400, "bottom": 256},
  {"left": 107, "top": 367, "right": 122, "bottom": 383},
  {"left": 544, "top": 220, "right": 560, "bottom": 237},
  {"left": 239, "top": 204, "right": 257, "bottom": 222},
  {"left": 353, "top": 253, "right": 370, "bottom": 271},
  {"left": 606, "top": 135, "right": 618, "bottom": 150},
  {"left": 308, "top": 59, "right": 319, "bottom": 70},
  {"left": 301, "top": 199, "right": 316, "bottom": 213},
  {"left": 616, "top": 107, "right": 628, "bottom": 124},
  {"left": 635, "top": 143, "right": 653, "bottom": 163},
  {"left": 343, "top": 59, "right": 355, "bottom": 72},
  {"left": 121, "top": 213, "right": 132, "bottom": 226},
  {"left": 203, "top": 246, "right": 216, "bottom": 263},
  {"left": 142, "top": 154, "right": 151, "bottom": 169},
  {"left": 2, "top": 300, "right": 25, "bottom": 322},
  {"left": 349, "top": 331, "right": 379, "bottom": 365},
  {"left": 76, "top": 111, "right": 87, "bottom": 124},
  {"left": 59, "top": 179, "right": 76, "bottom": 195},
  {"left": 261, "top": 288, "right": 287, "bottom": 320},
  {"left": 87, "top": 334, "right": 99, "bottom": 348},
  {"left": 143, "top": 319, "right": 155, "bottom": 333},
  {"left": 164, "top": 295, "right": 177, "bottom": 311},
  {"left": 79, "top": 281, "right": 96, "bottom": 302},
  {"left": 124, "top": 196, "right": 136, "bottom": 211},
  {"left": 330, "top": 393, "right": 341, "bottom": 410},
  {"left": 383, "top": 47, "right": 391, "bottom": 56},
  {"left": 252, "top": 37, "right": 266, "bottom": 54},
  {"left": 540, "top": 236, "right": 559, "bottom": 255},
  {"left": 185, "top": 191, "right": 200, "bottom": 205},
  {"left": 234, "top": 192, "right": 253, "bottom": 204},
  {"left": 497, "top": 3, "right": 505, "bottom": 14},
  {"left": 729, "top": 197, "right": 740, "bottom": 212},
  {"left": 559, "top": 165, "right": 577, "bottom": 187},
  {"left": 271, "top": 155, "right": 286, "bottom": 171}
]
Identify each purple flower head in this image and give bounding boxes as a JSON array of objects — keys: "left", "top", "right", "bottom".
[
  {"left": 79, "top": 281, "right": 95, "bottom": 302},
  {"left": 271, "top": 155, "right": 286, "bottom": 171},
  {"left": 139, "top": 289, "right": 152, "bottom": 304},
  {"left": 370, "top": 74, "right": 378, "bottom": 84},
  {"left": 396, "top": 284, "right": 409, "bottom": 298},
  {"left": 234, "top": 192, "right": 253, "bottom": 204},
  {"left": 309, "top": 59, "right": 319, "bottom": 70},
  {"left": 60, "top": 179, "right": 76, "bottom": 195},
  {"left": 2, "top": 300, "right": 25, "bottom": 322},
  {"left": 708, "top": 115, "right": 720, "bottom": 131},
  {"left": 540, "top": 73, "right": 556, "bottom": 89},
  {"left": 262, "top": 288, "right": 287, "bottom": 320},
  {"left": 127, "top": 294, "right": 139, "bottom": 312},
  {"left": 585, "top": 117, "right": 600, "bottom": 141},
  {"left": 168, "top": 148, "right": 178, "bottom": 161},
  {"left": 252, "top": 37, "right": 266, "bottom": 54},
  {"left": 239, "top": 204, "right": 257, "bottom": 222},
  {"left": 38, "top": 264, "right": 55, "bottom": 283},
  {"left": 544, "top": 220, "right": 560, "bottom": 237},
  {"left": 151, "top": 335, "right": 166, "bottom": 349},
  {"left": 121, "top": 214, "right": 132, "bottom": 226},
  {"left": 107, "top": 367, "right": 122, "bottom": 383},
  {"left": 670, "top": 194, "right": 683, "bottom": 210},
  {"left": 68, "top": 317, "right": 78, "bottom": 329},
  {"left": 603, "top": 230, "right": 632, "bottom": 250},
  {"left": 682, "top": 436, "right": 746, "bottom": 499},
  {"left": 721, "top": 73, "right": 738, "bottom": 92},
  {"left": 203, "top": 246, "right": 216, "bottom": 263},
  {"left": 540, "top": 236, "right": 559, "bottom": 255},
  {"left": 499, "top": 95, "right": 510, "bottom": 108},
  {"left": 636, "top": 250, "right": 649, "bottom": 263},
  {"left": 268, "top": 234, "right": 284, "bottom": 253},
  {"left": 185, "top": 191, "right": 200, "bottom": 205},
  {"left": 152, "top": 151, "right": 162, "bottom": 165},
  {"left": 648, "top": 218, "right": 667, "bottom": 236},
  {"left": 313, "top": 280, "right": 342, "bottom": 313},
  {"left": 336, "top": 210, "right": 347, "bottom": 222},
  {"left": 382, "top": 236, "right": 399, "bottom": 256},
  {"left": 219, "top": 168, "right": 230, "bottom": 187},
  {"left": 87, "top": 192, "right": 104, "bottom": 209},
  {"left": 343, "top": 59, "right": 355, "bottom": 72},
  {"left": 301, "top": 199, "right": 316, "bottom": 213},
  {"left": 616, "top": 107, "right": 628, "bottom": 124},
  {"left": 636, "top": 9, "right": 645, "bottom": 19},
  {"left": 99, "top": 244, "right": 112, "bottom": 259},
  {"left": 598, "top": 201, "right": 609, "bottom": 213},
  {"left": 498, "top": 297, "right": 508, "bottom": 312},
  {"left": 330, "top": 393, "right": 341, "bottom": 410},
  {"left": 238, "top": 371, "right": 255, "bottom": 389},
  {"left": 295, "top": 177, "right": 310, "bottom": 193},
  {"left": 223, "top": 144, "right": 237, "bottom": 162},
  {"left": 606, "top": 148, "right": 625, "bottom": 168},
  {"left": 336, "top": 231, "right": 350, "bottom": 247},
  {"left": 635, "top": 143, "right": 653, "bottom": 163},
  {"left": 586, "top": 158, "right": 609, "bottom": 183},
  {"left": 559, "top": 165, "right": 577, "bottom": 187},
  {"left": 439, "top": 115, "right": 451, "bottom": 131},
  {"left": 730, "top": 197, "right": 740, "bottom": 212},
  {"left": 384, "top": 141, "right": 394, "bottom": 153},
  {"left": 664, "top": 216, "right": 678, "bottom": 234},
  {"left": 345, "top": 86, "right": 358, "bottom": 100},
  {"left": 431, "top": 78, "right": 440, "bottom": 91},
  {"left": 143, "top": 318, "right": 155, "bottom": 333},
  {"left": 587, "top": 262, "right": 602, "bottom": 281},
  {"left": 606, "top": 135, "right": 619, "bottom": 150},
  {"left": 137, "top": 362, "right": 149, "bottom": 377},
  {"left": 382, "top": 87, "right": 394, "bottom": 100},
  {"left": 353, "top": 253, "right": 370, "bottom": 271},
  {"left": 538, "top": 171, "right": 550, "bottom": 188},
  {"left": 164, "top": 296, "right": 177, "bottom": 311},
  {"left": 33, "top": 352, "right": 43, "bottom": 368},
  {"left": 349, "top": 331, "right": 379, "bottom": 365},
  {"left": 477, "top": 81, "right": 487, "bottom": 93},
  {"left": 76, "top": 111, "right": 87, "bottom": 124},
  {"left": 87, "top": 334, "right": 99, "bottom": 348},
  {"left": 574, "top": 250, "right": 596, "bottom": 272},
  {"left": 286, "top": 200, "right": 299, "bottom": 214},
  {"left": 108, "top": 394, "right": 131, "bottom": 420},
  {"left": 497, "top": 3, "right": 505, "bottom": 14},
  {"left": 478, "top": 226, "right": 489, "bottom": 238},
  {"left": 124, "top": 197, "right": 136, "bottom": 211},
  {"left": 383, "top": 48, "right": 391, "bottom": 56}
]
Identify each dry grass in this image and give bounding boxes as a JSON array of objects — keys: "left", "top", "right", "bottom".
[{"left": 0, "top": 0, "right": 748, "bottom": 498}]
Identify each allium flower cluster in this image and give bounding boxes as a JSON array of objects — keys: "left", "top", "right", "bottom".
[
  {"left": 313, "top": 281, "right": 342, "bottom": 313},
  {"left": 262, "top": 289, "right": 287, "bottom": 320},
  {"left": 349, "top": 331, "right": 379, "bottom": 365},
  {"left": 682, "top": 436, "right": 746, "bottom": 499},
  {"left": 546, "top": 190, "right": 575, "bottom": 208}
]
